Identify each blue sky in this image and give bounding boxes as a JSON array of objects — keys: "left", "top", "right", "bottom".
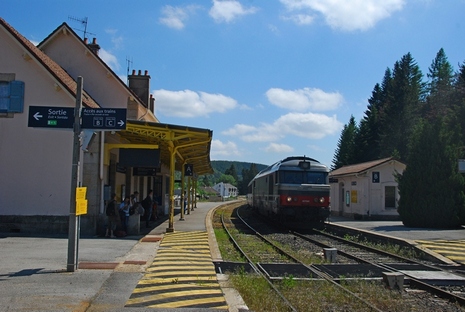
[{"left": 3, "top": 0, "right": 465, "bottom": 167}]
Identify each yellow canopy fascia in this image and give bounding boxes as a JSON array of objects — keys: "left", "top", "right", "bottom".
[{"left": 113, "top": 120, "right": 213, "bottom": 175}]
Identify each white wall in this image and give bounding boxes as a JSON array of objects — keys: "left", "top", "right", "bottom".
[
  {"left": 0, "top": 29, "right": 77, "bottom": 215},
  {"left": 40, "top": 32, "right": 128, "bottom": 110},
  {"left": 329, "top": 160, "right": 405, "bottom": 217}
]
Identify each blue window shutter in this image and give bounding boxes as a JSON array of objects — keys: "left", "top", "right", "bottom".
[{"left": 9, "top": 80, "right": 25, "bottom": 113}]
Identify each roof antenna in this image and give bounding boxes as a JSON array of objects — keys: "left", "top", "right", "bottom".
[
  {"left": 126, "top": 57, "right": 133, "bottom": 84},
  {"left": 68, "top": 16, "right": 96, "bottom": 40}
]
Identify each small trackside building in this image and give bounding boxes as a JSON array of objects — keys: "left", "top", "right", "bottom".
[
  {"left": 329, "top": 157, "right": 406, "bottom": 220},
  {"left": 213, "top": 182, "right": 238, "bottom": 198}
]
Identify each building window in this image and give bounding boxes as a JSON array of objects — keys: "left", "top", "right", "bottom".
[
  {"left": 385, "top": 186, "right": 396, "bottom": 209},
  {"left": 0, "top": 80, "right": 25, "bottom": 113}
]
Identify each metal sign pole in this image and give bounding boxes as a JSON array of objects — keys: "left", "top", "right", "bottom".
[{"left": 67, "top": 76, "right": 83, "bottom": 272}]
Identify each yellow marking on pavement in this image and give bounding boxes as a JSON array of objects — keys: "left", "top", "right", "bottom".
[
  {"left": 126, "top": 230, "right": 228, "bottom": 310},
  {"left": 416, "top": 239, "right": 465, "bottom": 264}
]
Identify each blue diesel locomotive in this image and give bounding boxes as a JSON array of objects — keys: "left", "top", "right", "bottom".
[{"left": 247, "top": 156, "right": 330, "bottom": 228}]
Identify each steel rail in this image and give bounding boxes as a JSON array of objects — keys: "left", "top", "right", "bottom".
[
  {"left": 220, "top": 204, "right": 298, "bottom": 312},
  {"left": 300, "top": 227, "right": 465, "bottom": 307},
  {"left": 292, "top": 230, "right": 404, "bottom": 265},
  {"left": 235, "top": 205, "right": 383, "bottom": 312}
]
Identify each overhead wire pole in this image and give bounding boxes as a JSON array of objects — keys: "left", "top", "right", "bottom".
[{"left": 67, "top": 76, "right": 83, "bottom": 272}]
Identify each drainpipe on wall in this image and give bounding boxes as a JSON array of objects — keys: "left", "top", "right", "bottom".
[{"left": 99, "top": 131, "right": 105, "bottom": 213}]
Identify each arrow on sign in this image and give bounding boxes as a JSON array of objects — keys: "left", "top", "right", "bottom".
[
  {"left": 33, "top": 112, "right": 43, "bottom": 120},
  {"left": 118, "top": 120, "right": 125, "bottom": 127}
]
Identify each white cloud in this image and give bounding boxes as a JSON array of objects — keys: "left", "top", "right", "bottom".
[
  {"left": 307, "top": 144, "right": 325, "bottom": 152},
  {"left": 281, "top": 13, "right": 315, "bottom": 25},
  {"left": 209, "top": 0, "right": 259, "bottom": 23},
  {"left": 105, "top": 28, "right": 123, "bottom": 49},
  {"left": 159, "top": 5, "right": 199, "bottom": 29},
  {"left": 280, "top": 0, "right": 405, "bottom": 31},
  {"left": 266, "top": 87, "right": 343, "bottom": 111},
  {"left": 223, "top": 112, "right": 343, "bottom": 142},
  {"left": 274, "top": 112, "right": 343, "bottom": 139},
  {"left": 211, "top": 140, "right": 241, "bottom": 157},
  {"left": 153, "top": 89, "right": 237, "bottom": 118},
  {"left": 222, "top": 124, "right": 257, "bottom": 136},
  {"left": 264, "top": 143, "right": 294, "bottom": 153},
  {"left": 99, "top": 48, "right": 120, "bottom": 71},
  {"left": 223, "top": 123, "right": 279, "bottom": 142}
]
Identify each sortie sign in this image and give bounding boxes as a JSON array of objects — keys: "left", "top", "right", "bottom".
[{"left": 28, "top": 106, "right": 75, "bottom": 128}]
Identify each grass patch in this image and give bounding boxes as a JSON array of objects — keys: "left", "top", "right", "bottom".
[
  {"left": 214, "top": 227, "right": 244, "bottom": 262},
  {"left": 230, "top": 273, "right": 289, "bottom": 312},
  {"left": 343, "top": 233, "right": 416, "bottom": 259}
]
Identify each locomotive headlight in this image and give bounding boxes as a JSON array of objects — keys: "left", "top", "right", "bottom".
[
  {"left": 315, "top": 197, "right": 325, "bottom": 203},
  {"left": 286, "top": 196, "right": 292, "bottom": 202}
]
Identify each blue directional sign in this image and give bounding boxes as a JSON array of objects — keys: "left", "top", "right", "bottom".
[
  {"left": 28, "top": 106, "right": 75, "bottom": 128},
  {"left": 81, "top": 108, "right": 127, "bottom": 130}
]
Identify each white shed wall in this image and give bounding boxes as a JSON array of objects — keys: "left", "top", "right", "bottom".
[{"left": 329, "top": 160, "right": 405, "bottom": 219}]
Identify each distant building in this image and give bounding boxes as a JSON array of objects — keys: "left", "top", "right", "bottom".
[
  {"left": 213, "top": 182, "right": 238, "bottom": 198},
  {"left": 329, "top": 157, "right": 406, "bottom": 220}
]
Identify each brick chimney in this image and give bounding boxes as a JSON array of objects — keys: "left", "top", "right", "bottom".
[
  {"left": 128, "top": 69, "right": 151, "bottom": 108},
  {"left": 87, "top": 38, "right": 100, "bottom": 55},
  {"left": 149, "top": 94, "right": 155, "bottom": 112}
]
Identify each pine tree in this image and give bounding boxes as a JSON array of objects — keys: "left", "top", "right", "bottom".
[
  {"left": 425, "top": 48, "right": 454, "bottom": 118},
  {"left": 380, "top": 53, "right": 424, "bottom": 161},
  {"left": 354, "top": 83, "right": 384, "bottom": 163},
  {"left": 457, "top": 62, "right": 465, "bottom": 89},
  {"left": 331, "top": 116, "right": 358, "bottom": 170},
  {"left": 398, "top": 118, "right": 465, "bottom": 227},
  {"left": 238, "top": 163, "right": 259, "bottom": 194},
  {"left": 201, "top": 175, "right": 210, "bottom": 187},
  {"left": 225, "top": 164, "right": 239, "bottom": 184}
]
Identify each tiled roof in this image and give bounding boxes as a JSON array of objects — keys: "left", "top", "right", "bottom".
[
  {"left": 38, "top": 22, "right": 155, "bottom": 119},
  {"left": 0, "top": 18, "right": 99, "bottom": 109},
  {"left": 330, "top": 157, "right": 401, "bottom": 177}
]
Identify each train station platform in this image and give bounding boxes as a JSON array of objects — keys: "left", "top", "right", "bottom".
[{"left": 0, "top": 201, "right": 246, "bottom": 312}]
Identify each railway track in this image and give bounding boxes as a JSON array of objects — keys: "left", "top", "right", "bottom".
[
  {"left": 215, "top": 203, "right": 465, "bottom": 311},
  {"left": 310, "top": 226, "right": 465, "bottom": 305},
  {"left": 220, "top": 204, "right": 386, "bottom": 311}
]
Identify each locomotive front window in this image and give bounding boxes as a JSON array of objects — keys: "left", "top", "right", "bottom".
[
  {"left": 280, "top": 171, "right": 327, "bottom": 184},
  {"left": 280, "top": 171, "right": 304, "bottom": 184},
  {"left": 306, "top": 172, "right": 327, "bottom": 184}
]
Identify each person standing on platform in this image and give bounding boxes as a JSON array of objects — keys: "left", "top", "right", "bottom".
[
  {"left": 130, "top": 191, "right": 139, "bottom": 207},
  {"left": 183, "top": 191, "right": 188, "bottom": 214},
  {"left": 119, "top": 196, "right": 130, "bottom": 234},
  {"left": 105, "top": 193, "right": 119, "bottom": 238},
  {"left": 143, "top": 190, "right": 153, "bottom": 228}
]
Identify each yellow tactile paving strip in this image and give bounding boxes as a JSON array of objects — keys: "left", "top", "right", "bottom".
[
  {"left": 416, "top": 239, "right": 465, "bottom": 264},
  {"left": 125, "top": 230, "right": 228, "bottom": 310}
]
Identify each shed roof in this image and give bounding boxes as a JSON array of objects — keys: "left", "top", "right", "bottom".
[
  {"left": 0, "top": 18, "right": 99, "bottom": 109},
  {"left": 329, "top": 157, "right": 403, "bottom": 177}
]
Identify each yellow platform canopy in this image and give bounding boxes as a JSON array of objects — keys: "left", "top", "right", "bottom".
[{"left": 118, "top": 120, "right": 213, "bottom": 175}]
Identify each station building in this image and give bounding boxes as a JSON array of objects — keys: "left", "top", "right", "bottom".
[
  {"left": 329, "top": 157, "right": 406, "bottom": 220},
  {"left": 0, "top": 18, "right": 213, "bottom": 235}
]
